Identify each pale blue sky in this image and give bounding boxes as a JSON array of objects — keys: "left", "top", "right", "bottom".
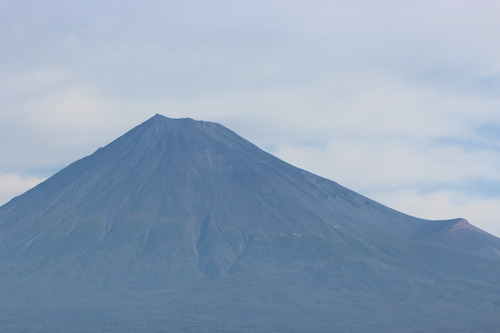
[{"left": 1, "top": 0, "right": 500, "bottom": 236}]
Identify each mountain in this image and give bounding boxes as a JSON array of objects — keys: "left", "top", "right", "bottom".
[{"left": 0, "top": 114, "right": 499, "bottom": 332}]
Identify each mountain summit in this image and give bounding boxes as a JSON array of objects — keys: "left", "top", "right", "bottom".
[{"left": 0, "top": 114, "right": 499, "bottom": 332}]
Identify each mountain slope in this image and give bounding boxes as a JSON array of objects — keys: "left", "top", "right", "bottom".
[{"left": 0, "top": 114, "right": 499, "bottom": 332}]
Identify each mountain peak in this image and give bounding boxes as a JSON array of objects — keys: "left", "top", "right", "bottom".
[
  {"left": 132, "top": 114, "right": 240, "bottom": 143},
  {"left": 148, "top": 113, "right": 196, "bottom": 124},
  {"left": 101, "top": 114, "right": 227, "bottom": 158},
  {"left": 139, "top": 114, "right": 200, "bottom": 133}
]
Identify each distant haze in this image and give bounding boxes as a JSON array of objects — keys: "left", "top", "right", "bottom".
[{"left": 1, "top": 0, "right": 500, "bottom": 236}]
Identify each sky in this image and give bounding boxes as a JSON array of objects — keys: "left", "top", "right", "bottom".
[{"left": 1, "top": 0, "right": 500, "bottom": 236}]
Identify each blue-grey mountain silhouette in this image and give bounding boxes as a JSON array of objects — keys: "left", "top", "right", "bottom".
[{"left": 0, "top": 114, "right": 499, "bottom": 332}]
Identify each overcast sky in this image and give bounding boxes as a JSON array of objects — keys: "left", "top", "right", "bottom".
[{"left": 1, "top": 0, "right": 500, "bottom": 236}]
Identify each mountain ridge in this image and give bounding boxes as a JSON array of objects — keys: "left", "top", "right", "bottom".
[{"left": 0, "top": 114, "right": 499, "bottom": 332}]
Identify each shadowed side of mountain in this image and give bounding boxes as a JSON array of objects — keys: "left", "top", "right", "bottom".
[{"left": 0, "top": 114, "right": 499, "bottom": 332}]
